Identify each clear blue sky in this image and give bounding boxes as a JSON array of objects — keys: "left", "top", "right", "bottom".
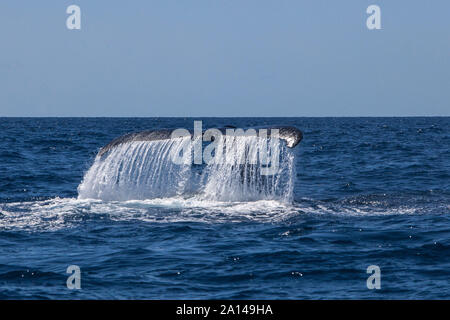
[{"left": 0, "top": 1, "right": 449, "bottom": 116}]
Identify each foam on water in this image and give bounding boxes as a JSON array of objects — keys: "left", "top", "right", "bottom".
[
  {"left": 0, "top": 197, "right": 297, "bottom": 231},
  {"left": 1, "top": 196, "right": 442, "bottom": 231}
]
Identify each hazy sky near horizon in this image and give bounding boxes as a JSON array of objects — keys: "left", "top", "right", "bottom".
[{"left": 0, "top": 1, "right": 449, "bottom": 116}]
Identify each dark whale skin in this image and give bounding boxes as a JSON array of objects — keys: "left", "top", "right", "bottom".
[{"left": 98, "top": 126, "right": 303, "bottom": 157}]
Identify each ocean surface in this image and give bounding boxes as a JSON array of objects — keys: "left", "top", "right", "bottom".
[{"left": 0, "top": 117, "right": 449, "bottom": 299}]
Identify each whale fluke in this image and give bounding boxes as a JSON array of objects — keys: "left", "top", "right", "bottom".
[{"left": 98, "top": 126, "right": 303, "bottom": 157}]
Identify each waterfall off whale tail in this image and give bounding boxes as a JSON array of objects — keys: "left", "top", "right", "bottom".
[{"left": 77, "top": 126, "right": 303, "bottom": 202}]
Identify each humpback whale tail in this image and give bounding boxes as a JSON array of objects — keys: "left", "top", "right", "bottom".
[
  {"left": 97, "top": 126, "right": 303, "bottom": 157},
  {"left": 78, "top": 125, "right": 303, "bottom": 202}
]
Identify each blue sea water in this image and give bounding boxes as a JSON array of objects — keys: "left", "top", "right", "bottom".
[{"left": 0, "top": 117, "right": 449, "bottom": 299}]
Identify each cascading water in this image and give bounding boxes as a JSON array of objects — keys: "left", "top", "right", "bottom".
[
  {"left": 77, "top": 138, "right": 193, "bottom": 201},
  {"left": 200, "top": 135, "right": 295, "bottom": 202},
  {"left": 78, "top": 135, "right": 296, "bottom": 203}
]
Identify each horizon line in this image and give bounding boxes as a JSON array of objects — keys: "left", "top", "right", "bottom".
[{"left": 1, "top": 115, "right": 449, "bottom": 118}]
